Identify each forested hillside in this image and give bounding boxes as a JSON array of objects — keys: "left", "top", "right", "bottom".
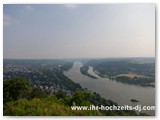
[{"left": 86, "top": 58, "right": 155, "bottom": 87}]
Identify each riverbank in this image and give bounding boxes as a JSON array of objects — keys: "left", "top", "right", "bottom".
[{"left": 64, "top": 62, "right": 155, "bottom": 115}]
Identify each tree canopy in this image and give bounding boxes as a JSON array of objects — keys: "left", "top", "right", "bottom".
[{"left": 3, "top": 77, "right": 31, "bottom": 103}]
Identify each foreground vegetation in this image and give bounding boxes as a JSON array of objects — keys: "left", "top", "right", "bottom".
[
  {"left": 4, "top": 78, "right": 142, "bottom": 116},
  {"left": 4, "top": 98, "right": 104, "bottom": 116}
]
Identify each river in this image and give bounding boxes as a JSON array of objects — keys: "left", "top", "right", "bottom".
[{"left": 64, "top": 62, "right": 155, "bottom": 115}]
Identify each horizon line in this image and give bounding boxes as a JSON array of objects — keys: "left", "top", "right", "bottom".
[{"left": 3, "top": 56, "right": 155, "bottom": 60}]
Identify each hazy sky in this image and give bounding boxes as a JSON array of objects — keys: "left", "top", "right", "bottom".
[{"left": 3, "top": 4, "right": 155, "bottom": 59}]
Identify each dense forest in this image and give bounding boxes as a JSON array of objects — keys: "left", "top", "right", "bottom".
[{"left": 4, "top": 78, "right": 144, "bottom": 116}]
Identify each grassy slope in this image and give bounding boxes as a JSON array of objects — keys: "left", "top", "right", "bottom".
[
  {"left": 4, "top": 97, "right": 139, "bottom": 116},
  {"left": 4, "top": 98, "right": 103, "bottom": 116}
]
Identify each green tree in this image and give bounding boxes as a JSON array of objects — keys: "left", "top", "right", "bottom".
[
  {"left": 55, "top": 90, "right": 66, "bottom": 99},
  {"left": 29, "top": 88, "right": 47, "bottom": 99},
  {"left": 3, "top": 77, "right": 31, "bottom": 103},
  {"left": 71, "top": 91, "right": 92, "bottom": 106}
]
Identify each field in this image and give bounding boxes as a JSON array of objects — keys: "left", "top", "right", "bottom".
[{"left": 116, "top": 73, "right": 146, "bottom": 79}]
